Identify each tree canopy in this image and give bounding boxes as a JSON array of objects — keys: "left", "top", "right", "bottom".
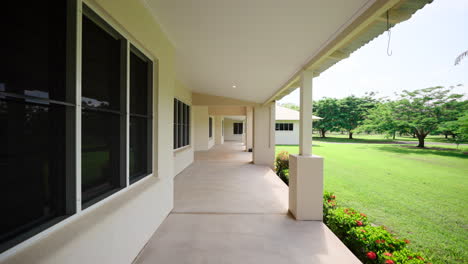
[
  {"left": 278, "top": 86, "right": 466, "bottom": 148},
  {"left": 313, "top": 98, "right": 341, "bottom": 137}
]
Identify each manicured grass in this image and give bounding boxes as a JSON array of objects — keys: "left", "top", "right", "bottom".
[
  {"left": 276, "top": 143, "right": 468, "bottom": 264},
  {"left": 312, "top": 133, "right": 466, "bottom": 145}
]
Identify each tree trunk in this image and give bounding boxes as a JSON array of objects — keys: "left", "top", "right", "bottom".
[
  {"left": 349, "top": 132, "right": 353, "bottom": 139},
  {"left": 392, "top": 131, "right": 396, "bottom": 140},
  {"left": 452, "top": 134, "right": 456, "bottom": 139},
  {"left": 445, "top": 134, "right": 448, "bottom": 139},
  {"left": 412, "top": 133, "right": 416, "bottom": 138},
  {"left": 319, "top": 129, "right": 326, "bottom": 138},
  {"left": 416, "top": 134, "right": 425, "bottom": 148}
]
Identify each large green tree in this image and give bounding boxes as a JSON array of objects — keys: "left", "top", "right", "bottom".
[
  {"left": 393, "top": 86, "right": 464, "bottom": 148},
  {"left": 436, "top": 99, "right": 468, "bottom": 138},
  {"left": 359, "top": 101, "right": 401, "bottom": 139},
  {"left": 313, "top": 98, "right": 341, "bottom": 137},
  {"left": 338, "top": 94, "right": 377, "bottom": 139}
]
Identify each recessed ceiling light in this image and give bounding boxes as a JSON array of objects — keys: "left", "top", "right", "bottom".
[{"left": 232, "top": 85, "right": 237, "bottom": 88}]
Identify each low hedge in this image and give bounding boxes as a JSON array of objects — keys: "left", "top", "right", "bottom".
[{"left": 323, "top": 192, "right": 431, "bottom": 264}]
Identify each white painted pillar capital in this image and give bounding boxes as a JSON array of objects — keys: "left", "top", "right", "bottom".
[{"left": 299, "top": 70, "right": 314, "bottom": 156}]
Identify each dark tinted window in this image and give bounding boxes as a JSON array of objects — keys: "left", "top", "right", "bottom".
[
  {"left": 233, "top": 122, "right": 243, "bottom": 134},
  {"left": 129, "top": 48, "right": 152, "bottom": 183},
  {"left": 130, "top": 117, "right": 148, "bottom": 179},
  {"left": 0, "top": 1, "right": 68, "bottom": 103},
  {"left": 82, "top": 15, "right": 121, "bottom": 111},
  {"left": 275, "top": 123, "right": 293, "bottom": 131},
  {"left": 81, "top": 110, "right": 121, "bottom": 204},
  {"left": 81, "top": 9, "right": 124, "bottom": 205},
  {"left": 209, "top": 117, "right": 213, "bottom": 137},
  {"left": 0, "top": 0, "right": 73, "bottom": 252},
  {"left": 130, "top": 52, "right": 149, "bottom": 115},
  {"left": 0, "top": 100, "right": 68, "bottom": 249},
  {"left": 173, "top": 99, "right": 190, "bottom": 149}
]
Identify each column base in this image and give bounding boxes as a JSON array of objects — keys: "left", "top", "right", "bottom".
[{"left": 289, "top": 154, "right": 324, "bottom": 221}]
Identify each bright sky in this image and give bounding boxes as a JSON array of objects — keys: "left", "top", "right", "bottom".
[{"left": 279, "top": 0, "right": 468, "bottom": 104}]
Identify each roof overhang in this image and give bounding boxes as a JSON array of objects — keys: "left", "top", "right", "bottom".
[
  {"left": 144, "top": 0, "right": 432, "bottom": 104},
  {"left": 264, "top": 0, "right": 433, "bottom": 104}
]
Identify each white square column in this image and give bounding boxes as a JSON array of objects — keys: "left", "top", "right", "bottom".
[
  {"left": 253, "top": 103, "right": 275, "bottom": 168},
  {"left": 289, "top": 71, "right": 324, "bottom": 221},
  {"left": 214, "top": 116, "right": 224, "bottom": 145},
  {"left": 246, "top": 106, "right": 253, "bottom": 151}
]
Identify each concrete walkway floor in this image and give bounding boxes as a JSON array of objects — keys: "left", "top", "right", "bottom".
[{"left": 135, "top": 142, "right": 361, "bottom": 264}]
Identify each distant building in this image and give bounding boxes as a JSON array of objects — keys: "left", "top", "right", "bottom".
[{"left": 275, "top": 105, "right": 322, "bottom": 145}]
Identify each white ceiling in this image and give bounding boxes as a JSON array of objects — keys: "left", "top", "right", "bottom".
[{"left": 145, "top": 0, "right": 372, "bottom": 103}]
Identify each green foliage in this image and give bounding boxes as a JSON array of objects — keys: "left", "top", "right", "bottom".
[
  {"left": 358, "top": 102, "right": 401, "bottom": 139},
  {"left": 443, "top": 112, "right": 468, "bottom": 148},
  {"left": 392, "top": 86, "right": 464, "bottom": 147},
  {"left": 325, "top": 207, "right": 369, "bottom": 239},
  {"left": 455, "top": 112, "right": 468, "bottom": 139},
  {"left": 313, "top": 98, "right": 341, "bottom": 137},
  {"left": 275, "top": 151, "right": 289, "bottom": 185},
  {"left": 337, "top": 94, "right": 377, "bottom": 139},
  {"left": 278, "top": 143, "right": 467, "bottom": 263},
  {"left": 323, "top": 193, "right": 430, "bottom": 264}
]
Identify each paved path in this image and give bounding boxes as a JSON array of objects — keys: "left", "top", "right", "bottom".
[{"left": 135, "top": 142, "right": 361, "bottom": 264}]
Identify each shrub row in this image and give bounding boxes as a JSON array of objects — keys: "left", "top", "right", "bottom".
[
  {"left": 274, "top": 152, "right": 432, "bottom": 263},
  {"left": 323, "top": 192, "right": 430, "bottom": 264}
]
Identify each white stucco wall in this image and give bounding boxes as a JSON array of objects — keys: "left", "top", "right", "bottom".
[
  {"left": 0, "top": 1, "right": 177, "bottom": 263},
  {"left": 275, "top": 120, "right": 300, "bottom": 145},
  {"left": 224, "top": 118, "right": 243, "bottom": 141},
  {"left": 214, "top": 116, "right": 224, "bottom": 145}
]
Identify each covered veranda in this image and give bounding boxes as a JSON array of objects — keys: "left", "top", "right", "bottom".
[{"left": 135, "top": 142, "right": 360, "bottom": 264}]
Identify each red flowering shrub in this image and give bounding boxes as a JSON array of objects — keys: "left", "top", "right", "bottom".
[
  {"left": 323, "top": 192, "right": 430, "bottom": 264},
  {"left": 323, "top": 191, "right": 338, "bottom": 216},
  {"left": 325, "top": 207, "right": 369, "bottom": 239},
  {"left": 366, "top": 252, "right": 377, "bottom": 260}
]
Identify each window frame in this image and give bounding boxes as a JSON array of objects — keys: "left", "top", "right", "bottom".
[
  {"left": 81, "top": 3, "right": 128, "bottom": 209},
  {"left": 275, "top": 122, "right": 294, "bottom": 131},
  {"left": 0, "top": 0, "right": 78, "bottom": 253},
  {"left": 173, "top": 98, "right": 191, "bottom": 150},
  {"left": 0, "top": 0, "right": 157, "bottom": 253},
  {"left": 128, "top": 45, "right": 153, "bottom": 184},
  {"left": 209, "top": 117, "right": 213, "bottom": 138},
  {"left": 233, "top": 122, "right": 243, "bottom": 135}
]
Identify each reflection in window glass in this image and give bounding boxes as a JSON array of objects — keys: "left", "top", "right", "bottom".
[
  {"left": 81, "top": 12, "right": 123, "bottom": 204},
  {"left": 130, "top": 117, "right": 147, "bottom": 179},
  {"left": 129, "top": 49, "right": 152, "bottom": 183},
  {"left": 81, "top": 110, "right": 121, "bottom": 204},
  {"left": 0, "top": 100, "right": 67, "bottom": 246}
]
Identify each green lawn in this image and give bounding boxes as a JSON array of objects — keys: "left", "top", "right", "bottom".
[
  {"left": 312, "top": 133, "right": 466, "bottom": 145},
  {"left": 276, "top": 143, "right": 468, "bottom": 264}
]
